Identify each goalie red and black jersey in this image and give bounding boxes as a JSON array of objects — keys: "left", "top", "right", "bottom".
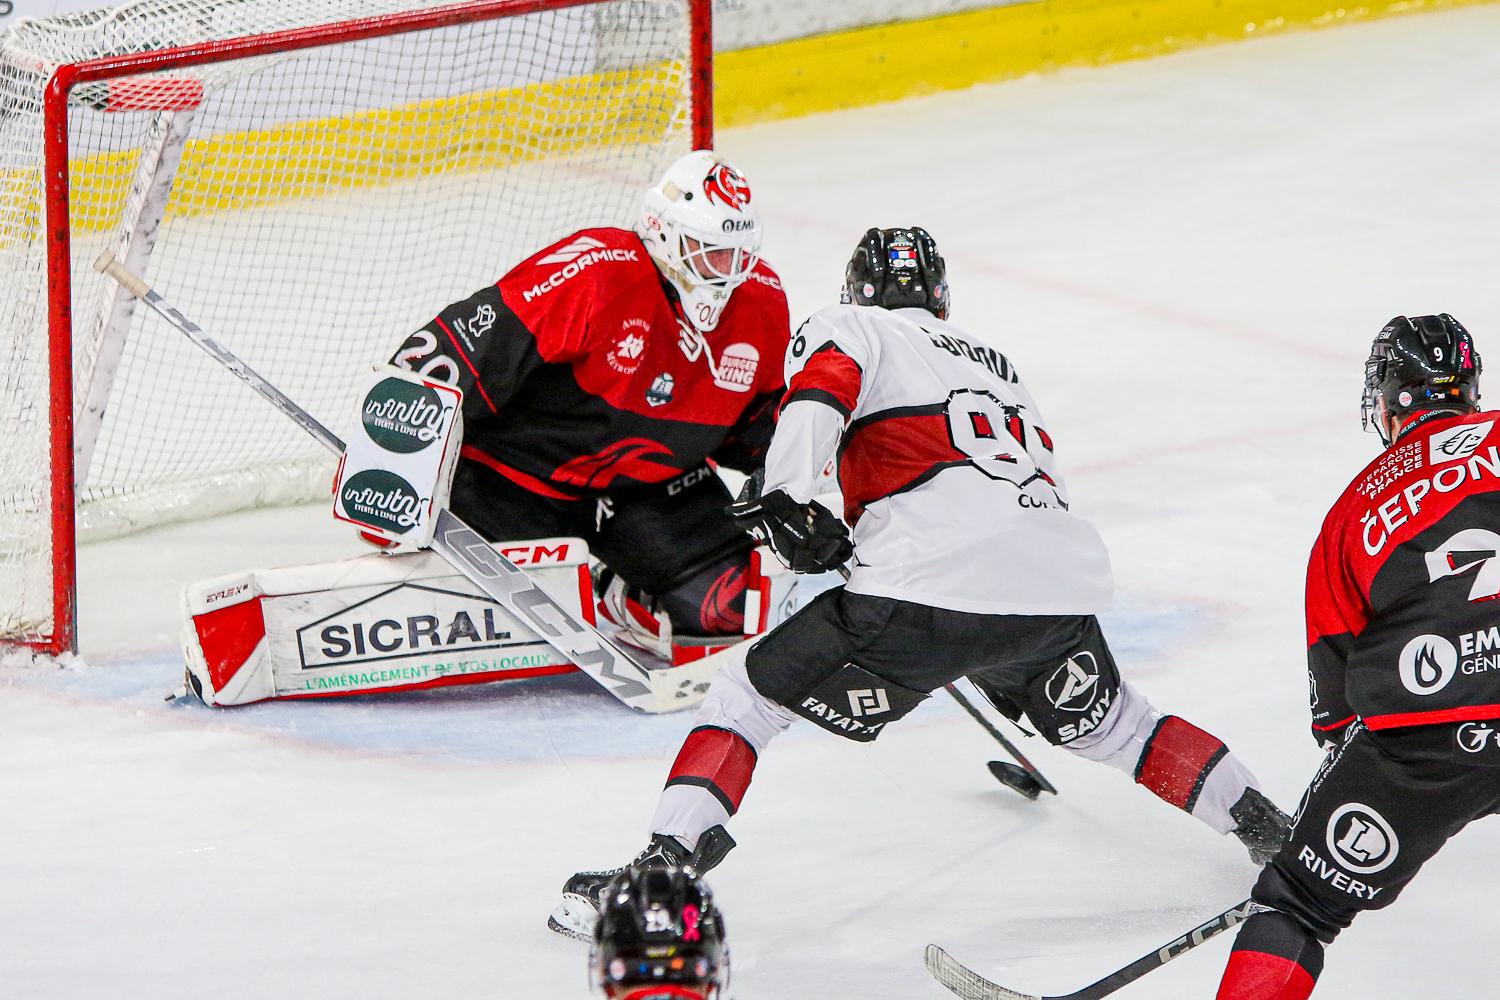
[
  {"left": 389, "top": 226, "right": 789, "bottom": 499},
  {"left": 1307, "top": 410, "right": 1500, "bottom": 741}
]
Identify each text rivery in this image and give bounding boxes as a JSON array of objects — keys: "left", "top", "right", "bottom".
[{"left": 1298, "top": 846, "right": 1383, "bottom": 899}]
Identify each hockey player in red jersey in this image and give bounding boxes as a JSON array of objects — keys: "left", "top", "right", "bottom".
[
  {"left": 387, "top": 151, "right": 790, "bottom": 653},
  {"left": 547, "top": 227, "right": 1290, "bottom": 939},
  {"left": 1216, "top": 315, "right": 1500, "bottom": 999}
]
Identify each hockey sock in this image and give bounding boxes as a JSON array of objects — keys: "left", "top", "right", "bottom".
[
  {"left": 650, "top": 653, "right": 792, "bottom": 848},
  {"left": 1135, "top": 715, "right": 1243, "bottom": 831},
  {"left": 1216, "top": 911, "right": 1324, "bottom": 1000},
  {"left": 654, "top": 726, "right": 758, "bottom": 849}
]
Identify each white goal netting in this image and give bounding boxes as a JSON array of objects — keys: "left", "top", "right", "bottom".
[{"left": 0, "top": 0, "right": 697, "bottom": 649}]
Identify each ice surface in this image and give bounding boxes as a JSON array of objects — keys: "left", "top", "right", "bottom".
[{"left": 6, "top": 8, "right": 1500, "bottom": 997}]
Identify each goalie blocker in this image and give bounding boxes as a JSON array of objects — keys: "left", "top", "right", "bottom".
[{"left": 181, "top": 540, "right": 803, "bottom": 707}]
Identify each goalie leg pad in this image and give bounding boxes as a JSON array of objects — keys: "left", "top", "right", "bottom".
[{"left": 182, "top": 539, "right": 591, "bottom": 706}]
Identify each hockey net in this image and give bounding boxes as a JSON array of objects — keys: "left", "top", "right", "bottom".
[{"left": 0, "top": 0, "right": 708, "bottom": 654}]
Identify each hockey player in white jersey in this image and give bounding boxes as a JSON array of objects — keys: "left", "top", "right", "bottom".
[{"left": 549, "top": 227, "right": 1289, "bottom": 940}]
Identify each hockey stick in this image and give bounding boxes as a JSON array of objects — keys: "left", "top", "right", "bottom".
[
  {"left": 944, "top": 682, "right": 1056, "bottom": 800},
  {"left": 924, "top": 898, "right": 1269, "bottom": 1000},
  {"left": 829, "top": 567, "right": 1053, "bottom": 799},
  {"left": 94, "top": 251, "right": 696, "bottom": 714}
]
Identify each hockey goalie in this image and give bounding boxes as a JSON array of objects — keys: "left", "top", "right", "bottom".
[{"left": 180, "top": 152, "right": 799, "bottom": 707}]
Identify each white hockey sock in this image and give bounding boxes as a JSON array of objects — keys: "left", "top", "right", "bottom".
[
  {"left": 1063, "top": 682, "right": 1257, "bottom": 835},
  {"left": 650, "top": 650, "right": 793, "bottom": 851}
]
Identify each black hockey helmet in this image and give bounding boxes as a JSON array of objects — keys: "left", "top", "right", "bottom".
[
  {"left": 1362, "top": 314, "right": 1482, "bottom": 446},
  {"left": 842, "top": 226, "right": 950, "bottom": 319},
  {"left": 590, "top": 864, "right": 729, "bottom": 1000}
]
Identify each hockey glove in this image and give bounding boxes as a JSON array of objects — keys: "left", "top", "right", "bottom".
[{"left": 727, "top": 489, "right": 852, "bottom": 574}]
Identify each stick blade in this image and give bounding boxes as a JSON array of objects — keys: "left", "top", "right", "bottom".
[
  {"left": 925, "top": 945, "right": 1041, "bottom": 1000},
  {"left": 988, "top": 760, "right": 1045, "bottom": 800}
]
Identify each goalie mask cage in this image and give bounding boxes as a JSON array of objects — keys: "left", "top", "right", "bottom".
[{"left": 0, "top": 0, "right": 711, "bottom": 656}]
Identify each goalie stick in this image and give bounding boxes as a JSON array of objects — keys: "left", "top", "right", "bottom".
[
  {"left": 94, "top": 251, "right": 719, "bottom": 714},
  {"left": 924, "top": 898, "right": 1270, "bottom": 1000}
]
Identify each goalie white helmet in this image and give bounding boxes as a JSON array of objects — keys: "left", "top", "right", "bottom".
[{"left": 637, "top": 150, "right": 763, "bottom": 333}]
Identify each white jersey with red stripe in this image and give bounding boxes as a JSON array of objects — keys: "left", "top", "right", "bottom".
[{"left": 764, "top": 304, "right": 1113, "bottom": 615}]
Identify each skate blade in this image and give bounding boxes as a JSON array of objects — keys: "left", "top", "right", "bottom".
[{"left": 547, "top": 893, "right": 597, "bottom": 942}]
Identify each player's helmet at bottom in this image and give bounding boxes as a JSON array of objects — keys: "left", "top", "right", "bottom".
[
  {"left": 590, "top": 864, "right": 729, "bottom": 1000},
  {"left": 842, "top": 226, "right": 950, "bottom": 319},
  {"left": 1362, "top": 314, "right": 1482, "bottom": 446}
]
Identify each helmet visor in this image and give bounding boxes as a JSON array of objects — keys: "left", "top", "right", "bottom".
[
  {"left": 680, "top": 234, "right": 758, "bottom": 287},
  {"left": 1361, "top": 347, "right": 1388, "bottom": 438}
]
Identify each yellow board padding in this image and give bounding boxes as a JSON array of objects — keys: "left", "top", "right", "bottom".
[
  {"left": 716, "top": 0, "right": 1500, "bottom": 127},
  {"left": 55, "top": 60, "right": 688, "bottom": 237}
]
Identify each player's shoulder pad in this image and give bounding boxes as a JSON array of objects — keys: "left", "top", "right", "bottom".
[
  {"left": 785, "top": 303, "right": 871, "bottom": 382},
  {"left": 501, "top": 226, "right": 655, "bottom": 304},
  {"left": 724, "top": 257, "right": 790, "bottom": 331},
  {"left": 709, "top": 258, "right": 792, "bottom": 393},
  {"left": 498, "top": 227, "right": 657, "bottom": 358}
]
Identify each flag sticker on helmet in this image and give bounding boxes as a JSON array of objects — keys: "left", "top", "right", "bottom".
[{"left": 702, "top": 162, "right": 752, "bottom": 210}]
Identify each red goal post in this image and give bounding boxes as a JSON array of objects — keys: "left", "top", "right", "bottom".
[{"left": 5, "top": 0, "right": 712, "bottom": 656}]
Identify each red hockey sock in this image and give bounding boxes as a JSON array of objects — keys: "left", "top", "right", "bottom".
[
  {"left": 1217, "top": 911, "right": 1323, "bottom": 1000},
  {"left": 1217, "top": 950, "right": 1316, "bottom": 1000},
  {"left": 1134, "top": 715, "right": 1228, "bottom": 812},
  {"left": 664, "top": 725, "right": 758, "bottom": 816}
]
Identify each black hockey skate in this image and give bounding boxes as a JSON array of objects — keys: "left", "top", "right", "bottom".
[
  {"left": 547, "top": 825, "right": 735, "bottom": 942},
  {"left": 1230, "top": 787, "right": 1292, "bottom": 866}
]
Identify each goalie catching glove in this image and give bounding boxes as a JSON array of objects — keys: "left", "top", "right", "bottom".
[{"left": 727, "top": 489, "right": 851, "bottom": 574}]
